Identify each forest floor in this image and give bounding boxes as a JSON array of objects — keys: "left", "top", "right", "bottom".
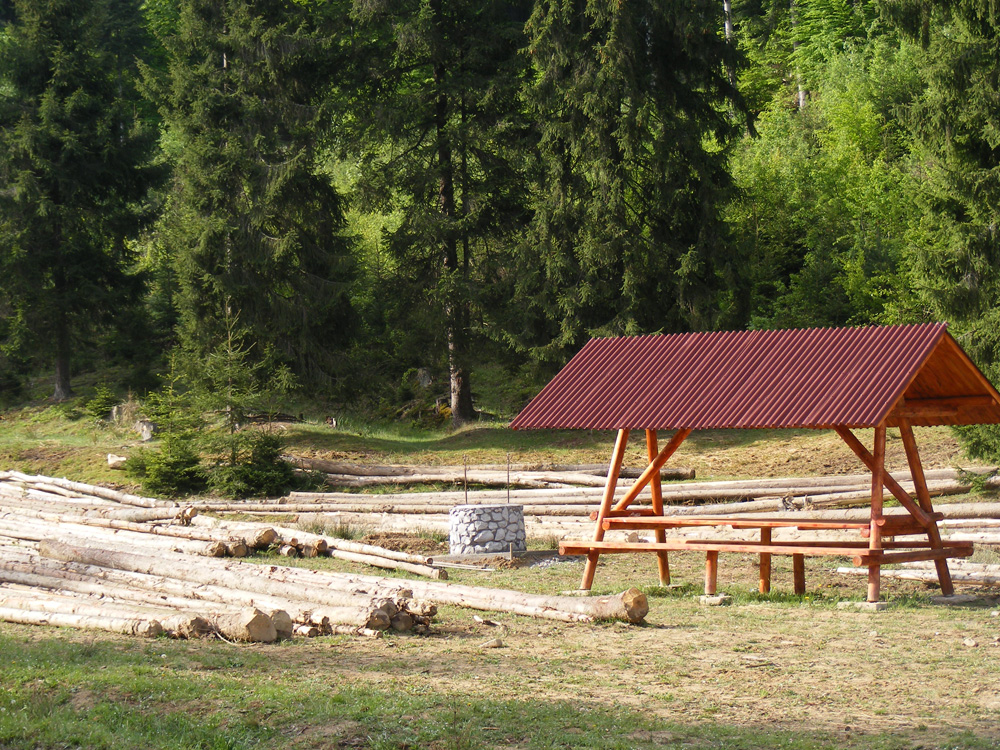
[{"left": 1, "top": 404, "right": 999, "bottom": 749}]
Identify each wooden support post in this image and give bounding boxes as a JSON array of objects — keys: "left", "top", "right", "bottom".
[
  {"left": 705, "top": 551, "right": 719, "bottom": 595},
  {"left": 792, "top": 554, "right": 805, "bottom": 595},
  {"left": 898, "top": 420, "right": 955, "bottom": 596},
  {"left": 646, "top": 429, "right": 670, "bottom": 586},
  {"left": 867, "top": 424, "right": 886, "bottom": 603},
  {"left": 612, "top": 428, "right": 691, "bottom": 512},
  {"left": 759, "top": 527, "right": 772, "bottom": 594},
  {"left": 580, "top": 429, "right": 629, "bottom": 590},
  {"left": 581, "top": 551, "right": 601, "bottom": 591},
  {"left": 834, "top": 426, "right": 932, "bottom": 527}
]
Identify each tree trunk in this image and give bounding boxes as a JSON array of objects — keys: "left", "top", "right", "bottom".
[
  {"left": 52, "top": 309, "right": 74, "bottom": 401},
  {"left": 431, "top": 1, "right": 474, "bottom": 426},
  {"left": 790, "top": 0, "right": 806, "bottom": 111}
]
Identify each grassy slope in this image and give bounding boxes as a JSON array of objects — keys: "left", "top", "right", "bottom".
[{"left": 0, "top": 397, "right": 975, "bottom": 492}]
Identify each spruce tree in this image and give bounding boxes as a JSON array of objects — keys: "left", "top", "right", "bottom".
[
  {"left": 0, "top": 0, "right": 157, "bottom": 399},
  {"left": 146, "top": 0, "right": 355, "bottom": 387},
  {"left": 342, "top": 0, "right": 532, "bottom": 424},
  {"left": 514, "top": 0, "right": 746, "bottom": 360}
]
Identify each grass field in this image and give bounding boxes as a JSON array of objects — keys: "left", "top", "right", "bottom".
[
  {"left": 1, "top": 550, "right": 999, "bottom": 750},
  {"left": 1, "top": 399, "right": 999, "bottom": 749}
]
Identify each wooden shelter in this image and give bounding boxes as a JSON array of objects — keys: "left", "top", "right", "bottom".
[{"left": 510, "top": 323, "right": 1000, "bottom": 601}]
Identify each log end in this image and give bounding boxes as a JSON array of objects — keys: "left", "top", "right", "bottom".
[
  {"left": 268, "top": 610, "right": 294, "bottom": 640},
  {"left": 135, "top": 619, "right": 165, "bottom": 638},
  {"left": 366, "top": 610, "right": 391, "bottom": 630},
  {"left": 162, "top": 615, "right": 213, "bottom": 639},
  {"left": 215, "top": 608, "right": 278, "bottom": 643},
  {"left": 620, "top": 587, "right": 649, "bottom": 623}
]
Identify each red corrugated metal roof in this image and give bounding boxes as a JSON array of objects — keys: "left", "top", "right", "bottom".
[{"left": 510, "top": 323, "right": 1000, "bottom": 430}]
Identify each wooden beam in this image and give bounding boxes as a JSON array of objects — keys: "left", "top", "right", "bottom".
[
  {"left": 867, "top": 424, "right": 886, "bottom": 602},
  {"left": 890, "top": 395, "right": 997, "bottom": 420},
  {"left": 604, "top": 516, "right": 872, "bottom": 531},
  {"left": 898, "top": 419, "right": 955, "bottom": 596},
  {"left": 561, "top": 539, "right": 951, "bottom": 556},
  {"left": 580, "top": 428, "right": 629, "bottom": 590},
  {"left": 940, "top": 334, "right": 1000, "bottom": 407},
  {"left": 562, "top": 538, "right": 972, "bottom": 554},
  {"left": 853, "top": 545, "right": 973, "bottom": 566},
  {"left": 612, "top": 429, "right": 691, "bottom": 512},
  {"left": 833, "top": 427, "right": 933, "bottom": 527},
  {"left": 646, "top": 429, "right": 670, "bottom": 586}
]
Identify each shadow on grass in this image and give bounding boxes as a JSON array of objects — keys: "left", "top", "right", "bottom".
[{"left": 1, "top": 632, "right": 995, "bottom": 750}]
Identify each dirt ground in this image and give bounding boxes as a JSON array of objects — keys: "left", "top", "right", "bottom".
[{"left": 317, "top": 551, "right": 1000, "bottom": 746}]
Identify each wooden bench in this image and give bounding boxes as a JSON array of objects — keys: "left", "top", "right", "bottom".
[{"left": 560, "top": 513, "right": 971, "bottom": 595}]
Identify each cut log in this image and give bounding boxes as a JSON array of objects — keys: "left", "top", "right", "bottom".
[
  {"left": 160, "top": 614, "right": 213, "bottom": 639},
  {"left": 37, "top": 541, "right": 405, "bottom": 629},
  {"left": 212, "top": 608, "right": 277, "bottom": 643},
  {"left": 268, "top": 609, "right": 294, "bottom": 640},
  {"left": 2, "top": 471, "right": 172, "bottom": 508},
  {"left": 323, "top": 548, "right": 445, "bottom": 579},
  {"left": 0, "top": 605, "right": 163, "bottom": 636},
  {"left": 0, "top": 555, "right": 394, "bottom": 632},
  {"left": 265, "top": 566, "right": 650, "bottom": 624},
  {"left": 836, "top": 567, "right": 1000, "bottom": 585},
  {"left": 0, "top": 516, "right": 244, "bottom": 558},
  {"left": 285, "top": 456, "right": 696, "bottom": 480}
]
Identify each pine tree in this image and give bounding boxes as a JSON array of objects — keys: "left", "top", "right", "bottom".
[
  {"left": 342, "top": 0, "right": 532, "bottom": 423},
  {"left": 146, "top": 0, "right": 355, "bottom": 387},
  {"left": 514, "top": 0, "right": 746, "bottom": 361},
  {"left": 0, "top": 0, "right": 157, "bottom": 399}
]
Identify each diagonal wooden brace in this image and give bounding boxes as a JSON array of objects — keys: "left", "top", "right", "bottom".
[
  {"left": 834, "top": 427, "right": 933, "bottom": 528},
  {"left": 612, "top": 428, "right": 691, "bottom": 512}
]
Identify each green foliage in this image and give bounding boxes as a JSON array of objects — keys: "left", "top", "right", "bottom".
[
  {"left": 85, "top": 385, "right": 120, "bottom": 422},
  {"left": 144, "top": 0, "right": 355, "bottom": 388},
  {"left": 205, "top": 431, "right": 292, "bottom": 499},
  {"left": 188, "top": 317, "right": 297, "bottom": 499},
  {"left": 880, "top": 0, "right": 1000, "bottom": 459},
  {"left": 125, "top": 374, "right": 207, "bottom": 496},
  {"left": 126, "top": 439, "right": 207, "bottom": 497},
  {"left": 514, "top": 0, "right": 747, "bottom": 361},
  {"left": 726, "top": 39, "right": 918, "bottom": 328},
  {"left": 341, "top": 0, "right": 533, "bottom": 421},
  {"left": 0, "top": 0, "right": 159, "bottom": 399}
]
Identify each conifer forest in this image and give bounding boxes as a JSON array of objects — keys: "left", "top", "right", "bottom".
[{"left": 2, "top": 0, "right": 999, "bottom": 452}]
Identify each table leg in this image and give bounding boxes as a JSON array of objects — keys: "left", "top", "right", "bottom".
[
  {"left": 705, "top": 551, "right": 719, "bottom": 595},
  {"left": 793, "top": 554, "right": 805, "bottom": 595},
  {"left": 759, "top": 527, "right": 772, "bottom": 594}
]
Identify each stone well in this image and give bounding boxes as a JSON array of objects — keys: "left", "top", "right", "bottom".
[{"left": 449, "top": 504, "right": 527, "bottom": 555}]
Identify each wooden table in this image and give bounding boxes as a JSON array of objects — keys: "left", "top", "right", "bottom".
[
  {"left": 562, "top": 513, "right": 972, "bottom": 595},
  {"left": 559, "top": 424, "right": 971, "bottom": 601}
]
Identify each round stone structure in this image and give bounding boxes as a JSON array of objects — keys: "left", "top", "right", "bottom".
[{"left": 449, "top": 504, "right": 526, "bottom": 555}]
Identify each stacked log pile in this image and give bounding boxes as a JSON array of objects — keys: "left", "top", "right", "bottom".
[
  {"left": 182, "top": 467, "right": 1000, "bottom": 540},
  {"left": 286, "top": 457, "right": 695, "bottom": 490},
  {"left": 836, "top": 559, "right": 1000, "bottom": 586},
  {"left": 0, "top": 470, "right": 648, "bottom": 641}
]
